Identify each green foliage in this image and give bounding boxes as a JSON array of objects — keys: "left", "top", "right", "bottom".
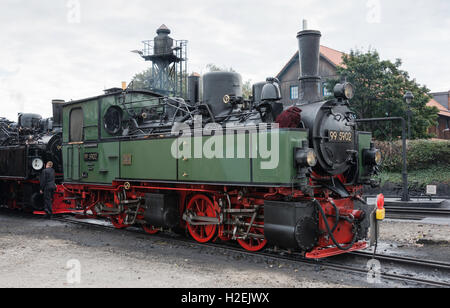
[
  {"left": 376, "top": 139, "right": 450, "bottom": 172},
  {"left": 242, "top": 80, "right": 252, "bottom": 100},
  {"left": 206, "top": 63, "right": 236, "bottom": 73},
  {"left": 376, "top": 166, "right": 450, "bottom": 186},
  {"left": 130, "top": 67, "right": 188, "bottom": 98},
  {"left": 326, "top": 49, "right": 439, "bottom": 140},
  {"left": 131, "top": 67, "right": 153, "bottom": 90}
]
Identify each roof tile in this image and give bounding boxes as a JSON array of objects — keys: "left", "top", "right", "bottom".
[{"left": 428, "top": 99, "right": 450, "bottom": 117}]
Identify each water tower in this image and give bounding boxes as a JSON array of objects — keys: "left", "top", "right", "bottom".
[{"left": 139, "top": 25, "right": 188, "bottom": 97}]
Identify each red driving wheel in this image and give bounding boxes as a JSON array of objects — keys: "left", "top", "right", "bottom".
[
  {"left": 186, "top": 194, "right": 218, "bottom": 243},
  {"left": 104, "top": 201, "right": 129, "bottom": 229},
  {"left": 237, "top": 219, "right": 267, "bottom": 252},
  {"left": 110, "top": 213, "right": 128, "bottom": 229}
]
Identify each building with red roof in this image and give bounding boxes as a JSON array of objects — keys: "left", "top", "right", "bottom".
[
  {"left": 277, "top": 47, "right": 450, "bottom": 140},
  {"left": 428, "top": 93, "right": 450, "bottom": 139}
]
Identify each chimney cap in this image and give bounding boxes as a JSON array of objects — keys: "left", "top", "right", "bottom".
[
  {"left": 157, "top": 24, "right": 171, "bottom": 35},
  {"left": 297, "top": 29, "right": 321, "bottom": 38}
]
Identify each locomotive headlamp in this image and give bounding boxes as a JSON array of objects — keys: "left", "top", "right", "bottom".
[
  {"left": 363, "top": 147, "right": 382, "bottom": 166},
  {"left": 306, "top": 150, "right": 318, "bottom": 167},
  {"left": 32, "top": 158, "right": 44, "bottom": 171},
  {"left": 296, "top": 148, "right": 318, "bottom": 167},
  {"left": 334, "top": 82, "right": 355, "bottom": 100},
  {"left": 374, "top": 150, "right": 382, "bottom": 165}
]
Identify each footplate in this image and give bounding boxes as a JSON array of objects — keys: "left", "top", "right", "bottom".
[
  {"left": 305, "top": 241, "right": 368, "bottom": 259},
  {"left": 33, "top": 209, "right": 85, "bottom": 215}
]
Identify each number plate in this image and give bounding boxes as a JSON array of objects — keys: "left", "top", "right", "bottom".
[
  {"left": 328, "top": 131, "right": 353, "bottom": 143},
  {"left": 122, "top": 154, "right": 132, "bottom": 166},
  {"left": 84, "top": 152, "right": 99, "bottom": 161}
]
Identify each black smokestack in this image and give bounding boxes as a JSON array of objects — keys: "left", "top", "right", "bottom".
[
  {"left": 188, "top": 73, "right": 201, "bottom": 104},
  {"left": 52, "top": 100, "right": 65, "bottom": 128},
  {"left": 297, "top": 30, "right": 322, "bottom": 103}
]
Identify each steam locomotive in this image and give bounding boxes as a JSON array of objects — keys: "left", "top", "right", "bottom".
[
  {"left": 0, "top": 28, "right": 383, "bottom": 259},
  {"left": 0, "top": 102, "right": 64, "bottom": 211}
]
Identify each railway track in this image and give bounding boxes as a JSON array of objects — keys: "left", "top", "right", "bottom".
[
  {"left": 385, "top": 207, "right": 450, "bottom": 220},
  {"left": 1, "top": 208, "right": 449, "bottom": 288},
  {"left": 349, "top": 251, "right": 450, "bottom": 271},
  {"left": 53, "top": 215, "right": 450, "bottom": 288}
]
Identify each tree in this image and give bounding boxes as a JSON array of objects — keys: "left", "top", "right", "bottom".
[
  {"left": 242, "top": 80, "right": 252, "bottom": 100},
  {"left": 131, "top": 67, "right": 188, "bottom": 97},
  {"left": 130, "top": 67, "right": 153, "bottom": 90},
  {"left": 326, "top": 49, "right": 439, "bottom": 140},
  {"left": 206, "top": 63, "right": 236, "bottom": 73}
]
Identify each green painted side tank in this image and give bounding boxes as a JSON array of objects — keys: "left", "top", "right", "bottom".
[{"left": 60, "top": 87, "right": 376, "bottom": 188}]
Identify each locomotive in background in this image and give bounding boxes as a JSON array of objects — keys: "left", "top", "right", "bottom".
[{"left": 0, "top": 101, "right": 64, "bottom": 211}]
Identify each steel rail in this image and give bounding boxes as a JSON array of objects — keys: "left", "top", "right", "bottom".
[
  {"left": 51, "top": 215, "right": 450, "bottom": 288},
  {"left": 386, "top": 207, "right": 450, "bottom": 216},
  {"left": 349, "top": 251, "right": 450, "bottom": 271}
]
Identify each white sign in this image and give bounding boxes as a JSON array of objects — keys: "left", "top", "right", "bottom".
[
  {"left": 426, "top": 185, "right": 437, "bottom": 195},
  {"left": 366, "top": 197, "right": 377, "bottom": 205}
]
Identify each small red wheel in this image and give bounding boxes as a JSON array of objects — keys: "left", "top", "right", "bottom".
[
  {"left": 186, "top": 194, "right": 218, "bottom": 243},
  {"left": 237, "top": 221, "right": 267, "bottom": 252},
  {"left": 110, "top": 213, "right": 128, "bottom": 229},
  {"left": 142, "top": 225, "right": 159, "bottom": 235}
]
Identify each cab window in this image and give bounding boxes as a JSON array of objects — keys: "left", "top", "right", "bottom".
[{"left": 69, "top": 108, "right": 84, "bottom": 142}]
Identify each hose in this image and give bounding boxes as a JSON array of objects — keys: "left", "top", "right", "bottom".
[
  {"left": 313, "top": 199, "right": 357, "bottom": 251},
  {"left": 328, "top": 200, "right": 340, "bottom": 234}
]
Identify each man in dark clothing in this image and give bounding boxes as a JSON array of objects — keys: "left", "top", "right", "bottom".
[{"left": 40, "top": 161, "right": 56, "bottom": 218}]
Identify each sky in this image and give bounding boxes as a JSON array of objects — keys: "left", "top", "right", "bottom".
[{"left": 0, "top": 0, "right": 449, "bottom": 120}]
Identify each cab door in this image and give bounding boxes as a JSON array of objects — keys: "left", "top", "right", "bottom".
[
  {"left": 64, "top": 101, "right": 101, "bottom": 183},
  {"left": 64, "top": 107, "right": 84, "bottom": 182}
]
